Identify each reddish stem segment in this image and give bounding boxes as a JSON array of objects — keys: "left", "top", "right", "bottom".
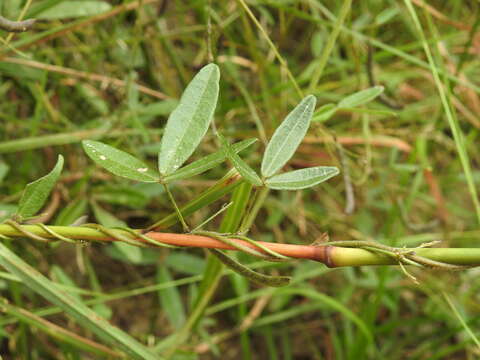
[{"left": 144, "top": 232, "right": 332, "bottom": 264}]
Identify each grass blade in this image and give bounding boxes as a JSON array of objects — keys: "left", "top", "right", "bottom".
[
  {"left": 0, "top": 242, "right": 158, "bottom": 360},
  {"left": 156, "top": 266, "right": 186, "bottom": 330},
  {"left": 278, "top": 288, "right": 374, "bottom": 344},
  {"left": 443, "top": 292, "right": 480, "bottom": 350},
  {"left": 403, "top": 0, "right": 480, "bottom": 224},
  {"left": 0, "top": 298, "right": 122, "bottom": 358}
]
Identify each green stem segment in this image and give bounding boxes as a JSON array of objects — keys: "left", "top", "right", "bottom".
[
  {"left": 148, "top": 169, "right": 242, "bottom": 231},
  {"left": 162, "top": 183, "right": 190, "bottom": 232}
]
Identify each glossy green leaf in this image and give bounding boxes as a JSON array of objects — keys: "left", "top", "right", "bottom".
[
  {"left": 265, "top": 166, "right": 339, "bottom": 190},
  {"left": 159, "top": 64, "right": 220, "bottom": 176},
  {"left": 36, "top": 1, "right": 111, "bottom": 19},
  {"left": 218, "top": 135, "right": 262, "bottom": 186},
  {"left": 337, "top": 86, "right": 384, "bottom": 108},
  {"left": 312, "top": 103, "right": 337, "bottom": 123},
  {"left": 261, "top": 95, "right": 316, "bottom": 178},
  {"left": 82, "top": 140, "right": 159, "bottom": 182},
  {"left": 17, "top": 155, "right": 64, "bottom": 219},
  {"left": 165, "top": 138, "right": 257, "bottom": 182}
]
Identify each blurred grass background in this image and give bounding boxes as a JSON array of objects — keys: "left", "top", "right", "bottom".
[{"left": 1, "top": 0, "right": 480, "bottom": 359}]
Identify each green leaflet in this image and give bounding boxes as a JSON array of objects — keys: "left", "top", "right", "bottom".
[
  {"left": 16, "top": 155, "right": 64, "bottom": 219},
  {"left": 164, "top": 138, "right": 257, "bottom": 182},
  {"left": 337, "top": 86, "right": 384, "bottom": 108},
  {"left": 265, "top": 166, "right": 339, "bottom": 190},
  {"left": 261, "top": 95, "right": 316, "bottom": 178},
  {"left": 218, "top": 134, "right": 263, "bottom": 186},
  {"left": 82, "top": 140, "right": 159, "bottom": 183},
  {"left": 312, "top": 103, "right": 337, "bottom": 123},
  {"left": 159, "top": 64, "right": 220, "bottom": 176}
]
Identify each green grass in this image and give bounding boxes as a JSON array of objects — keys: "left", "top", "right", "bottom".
[{"left": 1, "top": 1, "right": 480, "bottom": 359}]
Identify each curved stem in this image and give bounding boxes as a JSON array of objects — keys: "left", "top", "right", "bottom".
[
  {"left": 0, "top": 16, "right": 36, "bottom": 33},
  {"left": 0, "top": 223, "right": 479, "bottom": 268}
]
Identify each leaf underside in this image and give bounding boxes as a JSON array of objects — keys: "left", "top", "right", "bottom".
[
  {"left": 261, "top": 95, "right": 317, "bottom": 178},
  {"left": 265, "top": 166, "right": 339, "bottom": 190},
  {"left": 159, "top": 63, "right": 220, "bottom": 176}
]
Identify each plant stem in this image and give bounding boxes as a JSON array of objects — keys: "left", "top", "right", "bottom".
[
  {"left": 1, "top": 224, "right": 479, "bottom": 267},
  {"left": 148, "top": 169, "right": 243, "bottom": 231},
  {"left": 158, "top": 176, "right": 253, "bottom": 356},
  {"left": 162, "top": 183, "right": 190, "bottom": 232},
  {"left": 0, "top": 16, "right": 35, "bottom": 33},
  {"left": 239, "top": 187, "right": 269, "bottom": 234}
]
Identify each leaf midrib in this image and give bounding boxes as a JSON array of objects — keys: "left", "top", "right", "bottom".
[
  {"left": 163, "top": 69, "right": 215, "bottom": 173},
  {"left": 264, "top": 100, "right": 311, "bottom": 177}
]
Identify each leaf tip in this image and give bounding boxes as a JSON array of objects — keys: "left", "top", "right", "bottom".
[
  {"left": 305, "top": 94, "right": 317, "bottom": 102},
  {"left": 200, "top": 63, "right": 220, "bottom": 78}
]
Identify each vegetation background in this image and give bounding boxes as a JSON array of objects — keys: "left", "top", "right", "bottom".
[{"left": 0, "top": 0, "right": 479, "bottom": 359}]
